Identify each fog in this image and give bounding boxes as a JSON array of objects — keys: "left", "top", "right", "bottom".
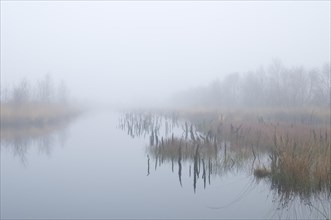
[
  {"left": 1, "top": 2, "right": 331, "bottom": 219},
  {"left": 1, "top": 1, "right": 330, "bottom": 108}
]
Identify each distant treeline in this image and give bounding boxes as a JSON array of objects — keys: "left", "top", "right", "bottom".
[
  {"left": 173, "top": 61, "right": 330, "bottom": 108},
  {"left": 1, "top": 74, "right": 70, "bottom": 104}
]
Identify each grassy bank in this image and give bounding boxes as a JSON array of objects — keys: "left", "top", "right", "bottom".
[{"left": 0, "top": 103, "right": 80, "bottom": 128}]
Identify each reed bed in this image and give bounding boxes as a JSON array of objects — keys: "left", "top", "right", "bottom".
[
  {"left": 1, "top": 103, "right": 80, "bottom": 128},
  {"left": 119, "top": 107, "right": 330, "bottom": 196},
  {"left": 119, "top": 107, "right": 330, "bottom": 218},
  {"left": 270, "top": 134, "right": 330, "bottom": 196},
  {"left": 176, "top": 107, "right": 330, "bottom": 195}
]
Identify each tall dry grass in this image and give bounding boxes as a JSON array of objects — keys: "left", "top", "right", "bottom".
[
  {"left": 120, "top": 107, "right": 330, "bottom": 195},
  {"left": 270, "top": 131, "right": 330, "bottom": 196},
  {"left": 174, "top": 107, "right": 330, "bottom": 194}
]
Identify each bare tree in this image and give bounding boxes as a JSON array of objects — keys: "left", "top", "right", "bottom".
[
  {"left": 0, "top": 85, "right": 11, "bottom": 103},
  {"left": 240, "top": 70, "right": 265, "bottom": 107},
  {"left": 309, "top": 64, "right": 330, "bottom": 107},
  {"left": 220, "top": 72, "right": 240, "bottom": 107},
  {"left": 172, "top": 61, "right": 330, "bottom": 109},
  {"left": 57, "top": 80, "right": 69, "bottom": 104},
  {"left": 37, "top": 74, "right": 54, "bottom": 103},
  {"left": 12, "top": 78, "right": 30, "bottom": 105},
  {"left": 286, "top": 66, "right": 309, "bottom": 107},
  {"left": 320, "top": 63, "right": 331, "bottom": 107}
]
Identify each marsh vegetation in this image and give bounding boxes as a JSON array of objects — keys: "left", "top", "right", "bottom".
[
  {"left": 1, "top": 62, "right": 329, "bottom": 219},
  {"left": 1, "top": 1, "right": 330, "bottom": 219},
  {"left": 1, "top": 75, "right": 80, "bottom": 164},
  {"left": 1, "top": 75, "right": 80, "bottom": 128},
  {"left": 118, "top": 105, "right": 330, "bottom": 219}
]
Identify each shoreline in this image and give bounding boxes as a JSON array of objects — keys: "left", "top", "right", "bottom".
[{"left": 0, "top": 102, "right": 81, "bottom": 129}]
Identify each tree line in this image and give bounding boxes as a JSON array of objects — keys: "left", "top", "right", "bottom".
[
  {"left": 1, "top": 74, "right": 70, "bottom": 105},
  {"left": 173, "top": 61, "right": 330, "bottom": 108}
]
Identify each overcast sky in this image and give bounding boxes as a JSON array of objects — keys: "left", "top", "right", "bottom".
[{"left": 1, "top": 1, "right": 330, "bottom": 106}]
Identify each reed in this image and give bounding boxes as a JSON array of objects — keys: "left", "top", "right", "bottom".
[{"left": 270, "top": 135, "right": 330, "bottom": 196}]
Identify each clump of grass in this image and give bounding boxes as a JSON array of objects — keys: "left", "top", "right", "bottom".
[
  {"left": 254, "top": 166, "right": 271, "bottom": 178},
  {"left": 269, "top": 136, "right": 330, "bottom": 197}
]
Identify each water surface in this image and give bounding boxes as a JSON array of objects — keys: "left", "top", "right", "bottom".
[{"left": 1, "top": 111, "right": 329, "bottom": 219}]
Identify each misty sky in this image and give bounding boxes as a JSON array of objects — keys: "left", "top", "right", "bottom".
[{"left": 1, "top": 1, "right": 330, "bottom": 106}]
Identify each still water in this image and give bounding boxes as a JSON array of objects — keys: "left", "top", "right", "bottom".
[{"left": 1, "top": 111, "right": 329, "bottom": 219}]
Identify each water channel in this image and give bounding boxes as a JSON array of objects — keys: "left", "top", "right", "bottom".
[{"left": 1, "top": 110, "right": 329, "bottom": 219}]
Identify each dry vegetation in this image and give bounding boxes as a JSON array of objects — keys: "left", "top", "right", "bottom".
[
  {"left": 175, "top": 107, "right": 330, "bottom": 195},
  {"left": 1, "top": 75, "right": 81, "bottom": 131},
  {"left": 1, "top": 103, "right": 79, "bottom": 128},
  {"left": 0, "top": 103, "right": 79, "bottom": 143},
  {"left": 271, "top": 131, "right": 330, "bottom": 195},
  {"left": 120, "top": 107, "right": 330, "bottom": 197}
]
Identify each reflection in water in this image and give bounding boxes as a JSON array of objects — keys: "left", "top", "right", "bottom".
[
  {"left": 1, "top": 121, "right": 71, "bottom": 165},
  {"left": 178, "top": 146, "right": 182, "bottom": 187},
  {"left": 118, "top": 111, "right": 179, "bottom": 140},
  {"left": 148, "top": 137, "right": 252, "bottom": 193},
  {"left": 147, "top": 154, "right": 150, "bottom": 176},
  {"left": 119, "top": 111, "right": 258, "bottom": 192},
  {"left": 119, "top": 111, "right": 330, "bottom": 219}
]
